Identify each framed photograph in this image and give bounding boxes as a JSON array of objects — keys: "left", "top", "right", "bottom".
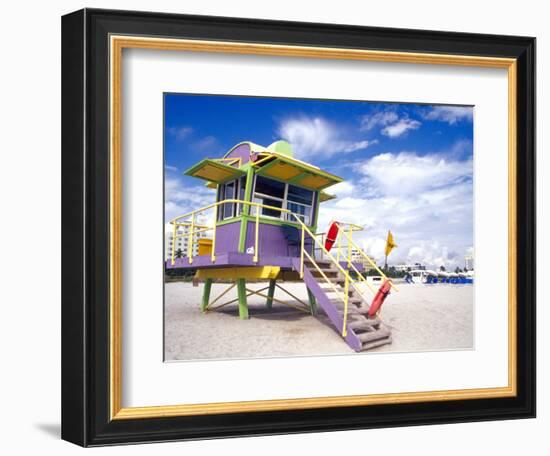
[{"left": 61, "top": 8, "right": 535, "bottom": 446}]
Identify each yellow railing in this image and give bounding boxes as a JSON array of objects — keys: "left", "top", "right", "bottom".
[
  {"left": 169, "top": 199, "right": 388, "bottom": 337},
  {"left": 170, "top": 199, "right": 292, "bottom": 265},
  {"left": 337, "top": 227, "right": 398, "bottom": 292}
]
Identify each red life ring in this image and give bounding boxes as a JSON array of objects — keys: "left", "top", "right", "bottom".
[
  {"left": 368, "top": 279, "right": 392, "bottom": 317},
  {"left": 324, "top": 221, "right": 340, "bottom": 252}
]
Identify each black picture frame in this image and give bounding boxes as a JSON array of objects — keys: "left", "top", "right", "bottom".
[{"left": 62, "top": 8, "right": 535, "bottom": 447}]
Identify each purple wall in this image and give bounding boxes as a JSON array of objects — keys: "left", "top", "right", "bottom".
[
  {"left": 225, "top": 143, "right": 251, "bottom": 166},
  {"left": 213, "top": 221, "right": 241, "bottom": 255},
  {"left": 244, "top": 221, "right": 313, "bottom": 258},
  {"left": 211, "top": 219, "right": 315, "bottom": 259}
]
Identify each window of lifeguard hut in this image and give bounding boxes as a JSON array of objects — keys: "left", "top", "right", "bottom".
[
  {"left": 218, "top": 176, "right": 245, "bottom": 220},
  {"left": 251, "top": 175, "right": 315, "bottom": 225}
]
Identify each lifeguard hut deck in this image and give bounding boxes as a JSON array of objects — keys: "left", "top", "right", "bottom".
[{"left": 166, "top": 140, "right": 395, "bottom": 351}]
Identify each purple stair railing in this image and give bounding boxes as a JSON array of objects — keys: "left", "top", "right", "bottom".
[{"left": 292, "top": 258, "right": 362, "bottom": 351}]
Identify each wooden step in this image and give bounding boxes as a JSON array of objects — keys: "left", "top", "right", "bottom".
[
  {"left": 335, "top": 305, "right": 368, "bottom": 315},
  {"left": 357, "top": 328, "right": 391, "bottom": 343},
  {"left": 329, "top": 298, "right": 363, "bottom": 307},
  {"left": 330, "top": 296, "right": 366, "bottom": 306},
  {"left": 361, "top": 336, "right": 392, "bottom": 351},
  {"left": 346, "top": 313, "right": 379, "bottom": 324},
  {"left": 317, "top": 279, "right": 360, "bottom": 299},
  {"left": 311, "top": 269, "right": 340, "bottom": 277},
  {"left": 348, "top": 319, "right": 380, "bottom": 331},
  {"left": 323, "top": 277, "right": 346, "bottom": 283},
  {"left": 305, "top": 259, "right": 332, "bottom": 267},
  {"left": 320, "top": 287, "right": 355, "bottom": 297}
]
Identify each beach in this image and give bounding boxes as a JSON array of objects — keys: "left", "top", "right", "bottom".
[{"left": 164, "top": 280, "right": 474, "bottom": 361}]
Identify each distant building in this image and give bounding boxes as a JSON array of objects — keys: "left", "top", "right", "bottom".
[
  {"left": 464, "top": 254, "right": 474, "bottom": 271},
  {"left": 165, "top": 223, "right": 207, "bottom": 261},
  {"left": 395, "top": 263, "right": 425, "bottom": 272},
  {"left": 348, "top": 248, "right": 380, "bottom": 271},
  {"left": 350, "top": 248, "right": 363, "bottom": 264}
]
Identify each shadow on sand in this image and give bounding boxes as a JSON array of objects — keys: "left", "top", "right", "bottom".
[{"left": 216, "top": 303, "right": 313, "bottom": 322}]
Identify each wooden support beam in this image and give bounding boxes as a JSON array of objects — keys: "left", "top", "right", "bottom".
[
  {"left": 246, "top": 288, "right": 309, "bottom": 313},
  {"left": 274, "top": 283, "right": 309, "bottom": 308},
  {"left": 208, "top": 286, "right": 268, "bottom": 311},
  {"left": 205, "top": 283, "right": 236, "bottom": 311}
]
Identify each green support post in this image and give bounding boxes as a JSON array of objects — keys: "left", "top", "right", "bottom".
[
  {"left": 201, "top": 278, "right": 213, "bottom": 311},
  {"left": 312, "top": 191, "right": 320, "bottom": 230},
  {"left": 237, "top": 278, "right": 249, "bottom": 319},
  {"left": 266, "top": 279, "right": 276, "bottom": 309},
  {"left": 307, "top": 287, "right": 317, "bottom": 315},
  {"left": 238, "top": 167, "right": 256, "bottom": 253}
]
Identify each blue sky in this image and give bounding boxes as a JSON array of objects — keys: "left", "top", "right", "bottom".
[{"left": 164, "top": 93, "right": 474, "bottom": 269}]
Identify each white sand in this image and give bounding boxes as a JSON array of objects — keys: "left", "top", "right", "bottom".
[{"left": 164, "top": 280, "right": 473, "bottom": 361}]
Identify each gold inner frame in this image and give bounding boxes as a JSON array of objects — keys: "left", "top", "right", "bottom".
[{"left": 109, "top": 35, "right": 517, "bottom": 420}]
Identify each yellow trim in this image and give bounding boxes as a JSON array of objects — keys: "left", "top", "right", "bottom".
[
  {"left": 296, "top": 174, "right": 333, "bottom": 190},
  {"left": 251, "top": 153, "right": 274, "bottom": 168},
  {"left": 254, "top": 151, "right": 343, "bottom": 189},
  {"left": 198, "top": 238, "right": 213, "bottom": 256},
  {"left": 263, "top": 161, "right": 304, "bottom": 180},
  {"left": 190, "top": 160, "right": 244, "bottom": 183},
  {"left": 319, "top": 191, "right": 336, "bottom": 202},
  {"left": 195, "top": 266, "right": 280, "bottom": 280},
  {"left": 254, "top": 207, "right": 260, "bottom": 263},
  {"left": 110, "top": 35, "right": 518, "bottom": 420},
  {"left": 342, "top": 275, "right": 349, "bottom": 337},
  {"left": 211, "top": 204, "right": 218, "bottom": 262},
  {"left": 187, "top": 213, "right": 195, "bottom": 264},
  {"left": 300, "top": 226, "right": 305, "bottom": 278},
  {"left": 213, "top": 157, "right": 242, "bottom": 168}
]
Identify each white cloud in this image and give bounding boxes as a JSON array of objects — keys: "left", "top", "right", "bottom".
[
  {"left": 334, "top": 197, "right": 365, "bottom": 209},
  {"left": 381, "top": 118, "right": 421, "bottom": 138},
  {"left": 165, "top": 164, "right": 178, "bottom": 172},
  {"left": 361, "top": 110, "right": 421, "bottom": 138},
  {"left": 192, "top": 135, "right": 221, "bottom": 153},
  {"left": 340, "top": 140, "right": 376, "bottom": 153},
  {"left": 360, "top": 152, "right": 472, "bottom": 196},
  {"left": 164, "top": 175, "right": 216, "bottom": 223},
  {"left": 167, "top": 126, "right": 193, "bottom": 140},
  {"left": 318, "top": 149, "right": 473, "bottom": 270},
  {"left": 406, "top": 243, "right": 463, "bottom": 270},
  {"left": 424, "top": 106, "right": 473, "bottom": 124},
  {"left": 360, "top": 111, "right": 399, "bottom": 131},
  {"left": 328, "top": 181, "right": 355, "bottom": 198},
  {"left": 167, "top": 126, "right": 222, "bottom": 154},
  {"left": 277, "top": 116, "right": 375, "bottom": 159}
]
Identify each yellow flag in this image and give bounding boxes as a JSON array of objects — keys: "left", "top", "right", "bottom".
[{"left": 385, "top": 230, "right": 397, "bottom": 257}]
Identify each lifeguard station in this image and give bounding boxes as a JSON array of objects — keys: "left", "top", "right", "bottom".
[{"left": 166, "top": 140, "right": 395, "bottom": 351}]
